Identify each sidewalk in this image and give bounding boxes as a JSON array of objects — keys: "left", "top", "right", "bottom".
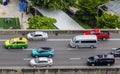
[{"left": 0, "top": 0, "right": 33, "bottom": 29}]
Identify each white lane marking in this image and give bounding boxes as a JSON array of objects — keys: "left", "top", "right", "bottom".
[
  {"left": 115, "top": 58, "right": 120, "bottom": 60},
  {"left": 0, "top": 38, "right": 120, "bottom": 42},
  {"left": 23, "top": 48, "right": 33, "bottom": 50},
  {"left": 0, "top": 39, "right": 7, "bottom": 41},
  {"left": 24, "top": 58, "right": 32, "bottom": 60},
  {"left": 109, "top": 39, "right": 120, "bottom": 40},
  {"left": 47, "top": 39, "right": 71, "bottom": 41},
  {"left": 69, "top": 58, "right": 81, "bottom": 60}
]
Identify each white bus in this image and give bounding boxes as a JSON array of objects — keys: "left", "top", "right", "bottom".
[{"left": 70, "top": 35, "right": 97, "bottom": 48}]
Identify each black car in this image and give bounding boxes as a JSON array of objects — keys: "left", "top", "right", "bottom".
[
  {"left": 87, "top": 54, "right": 115, "bottom": 66},
  {"left": 110, "top": 48, "right": 120, "bottom": 57}
]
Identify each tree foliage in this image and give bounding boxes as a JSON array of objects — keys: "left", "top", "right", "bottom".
[
  {"left": 75, "top": 0, "right": 109, "bottom": 27},
  {"left": 28, "top": 15, "right": 57, "bottom": 29},
  {"left": 30, "top": 0, "right": 70, "bottom": 10},
  {"left": 96, "top": 13, "right": 120, "bottom": 29}
]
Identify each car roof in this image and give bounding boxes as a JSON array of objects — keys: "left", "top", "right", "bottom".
[
  {"left": 38, "top": 57, "right": 48, "bottom": 61},
  {"left": 13, "top": 37, "right": 27, "bottom": 43},
  {"left": 34, "top": 31, "right": 44, "bottom": 35},
  {"left": 74, "top": 35, "right": 97, "bottom": 41},
  {"left": 38, "top": 47, "right": 52, "bottom": 51},
  {"left": 95, "top": 54, "right": 114, "bottom": 59}
]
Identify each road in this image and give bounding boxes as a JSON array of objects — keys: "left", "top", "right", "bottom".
[{"left": 0, "top": 33, "right": 120, "bottom": 67}]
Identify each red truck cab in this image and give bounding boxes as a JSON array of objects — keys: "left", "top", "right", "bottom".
[{"left": 84, "top": 29, "right": 110, "bottom": 40}]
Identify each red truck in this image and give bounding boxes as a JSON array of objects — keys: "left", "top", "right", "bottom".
[{"left": 84, "top": 29, "right": 110, "bottom": 40}]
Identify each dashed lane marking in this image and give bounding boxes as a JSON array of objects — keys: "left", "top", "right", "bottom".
[
  {"left": 69, "top": 58, "right": 81, "bottom": 60},
  {"left": 24, "top": 58, "right": 33, "bottom": 60}
]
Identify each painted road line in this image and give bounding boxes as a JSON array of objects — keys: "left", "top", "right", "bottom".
[
  {"left": 0, "top": 39, "right": 7, "bottom": 41},
  {"left": 115, "top": 58, "right": 120, "bottom": 60},
  {"left": 48, "top": 39, "right": 71, "bottom": 41},
  {"left": 23, "top": 48, "right": 33, "bottom": 50},
  {"left": 24, "top": 58, "right": 33, "bottom": 60},
  {"left": 109, "top": 39, "right": 120, "bottom": 40},
  {"left": 69, "top": 58, "right": 81, "bottom": 60},
  {"left": 0, "top": 38, "right": 120, "bottom": 42}
]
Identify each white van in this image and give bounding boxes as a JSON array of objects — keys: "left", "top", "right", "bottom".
[{"left": 70, "top": 35, "right": 97, "bottom": 48}]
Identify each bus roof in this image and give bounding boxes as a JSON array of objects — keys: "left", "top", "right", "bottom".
[{"left": 74, "top": 35, "right": 97, "bottom": 41}]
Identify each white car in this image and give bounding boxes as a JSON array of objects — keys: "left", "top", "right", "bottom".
[
  {"left": 27, "top": 31, "right": 48, "bottom": 40},
  {"left": 29, "top": 57, "right": 53, "bottom": 67}
]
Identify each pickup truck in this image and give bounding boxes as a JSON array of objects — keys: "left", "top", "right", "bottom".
[{"left": 84, "top": 29, "right": 110, "bottom": 40}]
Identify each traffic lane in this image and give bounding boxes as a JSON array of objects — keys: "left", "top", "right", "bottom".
[
  {"left": 0, "top": 50, "right": 32, "bottom": 66},
  {"left": 0, "top": 40, "right": 119, "bottom": 66},
  {"left": 0, "top": 32, "right": 119, "bottom": 39}
]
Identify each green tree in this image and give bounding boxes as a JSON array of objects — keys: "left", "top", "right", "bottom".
[
  {"left": 96, "top": 13, "right": 120, "bottom": 29},
  {"left": 30, "top": 0, "right": 69, "bottom": 10},
  {"left": 28, "top": 15, "right": 57, "bottom": 29},
  {"left": 75, "top": 0, "right": 109, "bottom": 28}
]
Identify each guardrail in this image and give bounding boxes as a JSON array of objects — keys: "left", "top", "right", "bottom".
[
  {"left": 0, "top": 29, "right": 119, "bottom": 34},
  {"left": 0, "top": 66, "right": 120, "bottom": 74}
]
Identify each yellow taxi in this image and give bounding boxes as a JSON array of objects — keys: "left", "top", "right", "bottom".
[{"left": 4, "top": 37, "right": 28, "bottom": 49}]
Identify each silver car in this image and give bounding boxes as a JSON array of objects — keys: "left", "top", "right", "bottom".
[
  {"left": 29, "top": 57, "right": 53, "bottom": 67},
  {"left": 27, "top": 31, "right": 48, "bottom": 41}
]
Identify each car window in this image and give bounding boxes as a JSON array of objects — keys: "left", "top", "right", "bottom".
[
  {"left": 17, "top": 42, "right": 25, "bottom": 44},
  {"left": 13, "top": 42, "right": 17, "bottom": 44},
  {"left": 38, "top": 49, "right": 46, "bottom": 52},
  {"left": 9, "top": 39, "right": 14, "bottom": 44},
  {"left": 35, "top": 58, "right": 39, "bottom": 63},
  {"left": 34, "top": 34, "right": 42, "bottom": 37},
  {"left": 40, "top": 61, "right": 48, "bottom": 63},
  {"left": 75, "top": 41, "right": 79, "bottom": 43}
]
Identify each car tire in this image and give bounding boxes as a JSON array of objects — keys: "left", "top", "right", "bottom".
[
  {"left": 90, "top": 45, "right": 94, "bottom": 48},
  {"left": 35, "top": 55, "right": 38, "bottom": 58},
  {"left": 75, "top": 45, "right": 79, "bottom": 48},
  {"left": 33, "top": 65, "right": 37, "bottom": 68},
  {"left": 29, "top": 38, "right": 33, "bottom": 41},
  {"left": 114, "top": 54, "right": 117, "bottom": 57},
  {"left": 42, "top": 38, "right": 45, "bottom": 41},
  {"left": 8, "top": 47, "right": 11, "bottom": 49},
  {"left": 91, "top": 63, "right": 95, "bottom": 66},
  {"left": 102, "top": 38, "right": 106, "bottom": 41},
  {"left": 107, "top": 63, "right": 110, "bottom": 66},
  {"left": 22, "top": 47, "right": 25, "bottom": 49},
  {"left": 48, "top": 55, "right": 52, "bottom": 58}
]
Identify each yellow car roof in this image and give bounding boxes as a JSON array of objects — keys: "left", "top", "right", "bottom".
[{"left": 13, "top": 37, "right": 28, "bottom": 43}]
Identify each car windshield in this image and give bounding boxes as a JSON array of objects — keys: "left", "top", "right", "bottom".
[
  {"left": 72, "top": 37, "right": 76, "bottom": 42},
  {"left": 31, "top": 32, "right": 35, "bottom": 36},
  {"left": 34, "top": 58, "right": 39, "bottom": 63},
  {"left": 9, "top": 39, "right": 14, "bottom": 44}
]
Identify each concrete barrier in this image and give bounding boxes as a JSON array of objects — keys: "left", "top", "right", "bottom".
[
  {"left": 0, "top": 66, "right": 120, "bottom": 74},
  {"left": 0, "top": 29, "right": 119, "bottom": 35}
]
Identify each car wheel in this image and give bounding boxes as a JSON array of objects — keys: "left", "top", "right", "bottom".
[
  {"left": 48, "top": 55, "right": 52, "bottom": 58},
  {"left": 90, "top": 45, "right": 94, "bottom": 48},
  {"left": 22, "top": 47, "right": 25, "bottom": 49},
  {"left": 114, "top": 54, "right": 117, "bottom": 57},
  {"left": 102, "top": 38, "right": 106, "bottom": 41},
  {"left": 91, "top": 63, "right": 95, "bottom": 66},
  {"left": 8, "top": 47, "right": 11, "bottom": 49},
  {"left": 35, "top": 55, "right": 38, "bottom": 58},
  {"left": 42, "top": 38, "right": 45, "bottom": 41},
  {"left": 29, "top": 38, "right": 33, "bottom": 41},
  {"left": 75, "top": 45, "right": 79, "bottom": 48},
  {"left": 33, "top": 65, "right": 37, "bottom": 68},
  {"left": 107, "top": 63, "right": 110, "bottom": 66}
]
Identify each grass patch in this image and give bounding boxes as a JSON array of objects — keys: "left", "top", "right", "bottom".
[{"left": 0, "top": 18, "right": 20, "bottom": 29}]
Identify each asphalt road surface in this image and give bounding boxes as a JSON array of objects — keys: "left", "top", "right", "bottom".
[{"left": 0, "top": 33, "right": 119, "bottom": 67}]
